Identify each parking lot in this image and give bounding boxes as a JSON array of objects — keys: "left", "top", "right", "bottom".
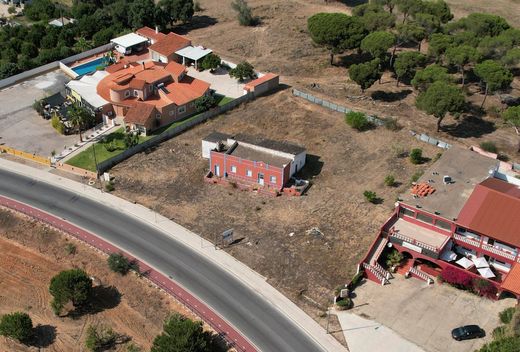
[
  {"left": 0, "top": 70, "right": 79, "bottom": 157},
  {"left": 187, "top": 67, "right": 247, "bottom": 98},
  {"left": 349, "top": 276, "right": 515, "bottom": 352}
]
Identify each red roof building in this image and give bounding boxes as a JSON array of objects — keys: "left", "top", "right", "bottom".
[
  {"left": 359, "top": 147, "right": 520, "bottom": 299},
  {"left": 136, "top": 26, "right": 167, "bottom": 44},
  {"left": 149, "top": 32, "right": 191, "bottom": 64}
]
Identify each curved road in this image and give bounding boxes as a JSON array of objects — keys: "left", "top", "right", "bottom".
[{"left": 0, "top": 168, "right": 325, "bottom": 352}]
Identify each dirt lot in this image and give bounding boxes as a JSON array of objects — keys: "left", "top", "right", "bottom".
[{"left": 0, "top": 209, "right": 207, "bottom": 351}]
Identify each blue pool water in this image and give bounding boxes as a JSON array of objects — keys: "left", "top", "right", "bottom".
[{"left": 72, "top": 57, "right": 107, "bottom": 76}]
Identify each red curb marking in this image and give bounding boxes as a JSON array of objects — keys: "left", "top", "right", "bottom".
[{"left": 0, "top": 196, "right": 256, "bottom": 352}]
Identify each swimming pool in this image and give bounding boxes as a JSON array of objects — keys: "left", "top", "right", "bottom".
[{"left": 72, "top": 57, "right": 107, "bottom": 76}]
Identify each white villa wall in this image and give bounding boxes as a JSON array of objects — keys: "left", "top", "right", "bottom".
[{"left": 202, "top": 140, "right": 218, "bottom": 159}]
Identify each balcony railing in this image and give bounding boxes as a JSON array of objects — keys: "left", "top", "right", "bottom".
[
  {"left": 453, "top": 233, "right": 481, "bottom": 248},
  {"left": 408, "top": 266, "right": 433, "bottom": 284},
  {"left": 481, "top": 244, "right": 517, "bottom": 261},
  {"left": 362, "top": 262, "right": 387, "bottom": 285},
  {"left": 389, "top": 231, "right": 438, "bottom": 253}
]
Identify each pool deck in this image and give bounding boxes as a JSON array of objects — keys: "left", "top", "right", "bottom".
[{"left": 69, "top": 51, "right": 114, "bottom": 69}]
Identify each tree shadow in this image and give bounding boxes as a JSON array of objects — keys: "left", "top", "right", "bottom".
[
  {"left": 68, "top": 285, "right": 121, "bottom": 319},
  {"left": 371, "top": 89, "right": 412, "bottom": 102},
  {"left": 443, "top": 115, "right": 496, "bottom": 138},
  {"left": 338, "top": 51, "right": 372, "bottom": 68},
  {"left": 31, "top": 325, "right": 56, "bottom": 348},
  {"left": 175, "top": 15, "right": 219, "bottom": 35},
  {"left": 338, "top": 0, "right": 368, "bottom": 7}
]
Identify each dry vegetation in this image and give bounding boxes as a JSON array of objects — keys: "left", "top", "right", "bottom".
[{"left": 0, "top": 209, "right": 205, "bottom": 351}]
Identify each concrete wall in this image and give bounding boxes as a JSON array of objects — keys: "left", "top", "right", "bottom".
[{"left": 202, "top": 140, "right": 217, "bottom": 159}]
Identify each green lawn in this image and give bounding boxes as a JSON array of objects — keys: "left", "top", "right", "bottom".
[
  {"left": 66, "top": 128, "right": 146, "bottom": 171},
  {"left": 217, "top": 96, "right": 234, "bottom": 106}
]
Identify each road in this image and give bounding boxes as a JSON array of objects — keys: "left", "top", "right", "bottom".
[{"left": 0, "top": 168, "right": 326, "bottom": 352}]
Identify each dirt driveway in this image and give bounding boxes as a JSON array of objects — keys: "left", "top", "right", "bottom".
[
  {"left": 349, "top": 276, "right": 515, "bottom": 352},
  {"left": 187, "top": 66, "right": 246, "bottom": 98}
]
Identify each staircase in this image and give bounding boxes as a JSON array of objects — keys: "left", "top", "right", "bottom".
[
  {"left": 362, "top": 235, "right": 392, "bottom": 285},
  {"left": 407, "top": 266, "right": 434, "bottom": 285}
]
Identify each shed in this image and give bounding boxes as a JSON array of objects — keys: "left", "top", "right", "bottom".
[
  {"left": 175, "top": 46, "right": 213, "bottom": 69},
  {"left": 111, "top": 33, "right": 148, "bottom": 55}
]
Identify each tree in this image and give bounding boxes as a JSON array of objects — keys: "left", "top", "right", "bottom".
[
  {"left": 68, "top": 104, "right": 95, "bottom": 142},
  {"left": 0, "top": 61, "right": 18, "bottom": 79},
  {"left": 49, "top": 269, "right": 92, "bottom": 315},
  {"left": 396, "top": 0, "right": 421, "bottom": 23},
  {"left": 307, "top": 13, "right": 367, "bottom": 65},
  {"left": 411, "top": 64, "right": 450, "bottom": 91},
  {"left": 463, "top": 13, "right": 510, "bottom": 37},
  {"left": 124, "top": 131, "right": 140, "bottom": 148},
  {"left": 229, "top": 61, "right": 255, "bottom": 82},
  {"left": 416, "top": 81, "right": 465, "bottom": 131},
  {"left": 194, "top": 95, "right": 216, "bottom": 112},
  {"left": 345, "top": 111, "right": 371, "bottom": 131},
  {"left": 502, "top": 48, "right": 520, "bottom": 68},
  {"left": 85, "top": 324, "right": 117, "bottom": 351},
  {"left": 390, "top": 23, "right": 425, "bottom": 65},
  {"left": 201, "top": 53, "right": 221, "bottom": 72},
  {"left": 413, "top": 13, "right": 441, "bottom": 39},
  {"left": 361, "top": 31, "right": 396, "bottom": 61},
  {"left": 478, "top": 35, "right": 514, "bottom": 60},
  {"left": 129, "top": 0, "right": 157, "bottom": 29},
  {"left": 427, "top": 33, "right": 453, "bottom": 61},
  {"left": 231, "top": 0, "right": 258, "bottom": 26},
  {"left": 372, "top": 0, "right": 397, "bottom": 14},
  {"left": 445, "top": 45, "right": 481, "bottom": 86},
  {"left": 474, "top": 60, "right": 513, "bottom": 108},
  {"left": 409, "top": 148, "right": 423, "bottom": 164},
  {"left": 21, "top": 42, "right": 39, "bottom": 59},
  {"left": 151, "top": 314, "right": 217, "bottom": 352},
  {"left": 349, "top": 58, "right": 381, "bottom": 93},
  {"left": 393, "top": 51, "right": 427, "bottom": 86},
  {"left": 158, "top": 0, "right": 194, "bottom": 26},
  {"left": 355, "top": 5, "right": 395, "bottom": 32},
  {"left": 422, "top": 0, "right": 452, "bottom": 23},
  {"left": 0, "top": 312, "right": 33, "bottom": 343},
  {"left": 73, "top": 37, "right": 93, "bottom": 54}
]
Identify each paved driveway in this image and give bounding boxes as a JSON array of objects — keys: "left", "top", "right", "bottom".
[
  {"left": 187, "top": 67, "right": 246, "bottom": 98},
  {"left": 0, "top": 70, "right": 78, "bottom": 156},
  {"left": 348, "top": 276, "right": 515, "bottom": 352}
]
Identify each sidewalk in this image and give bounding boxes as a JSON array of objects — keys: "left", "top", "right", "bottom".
[
  {"left": 56, "top": 123, "right": 118, "bottom": 162},
  {"left": 0, "top": 157, "right": 346, "bottom": 352},
  {"left": 336, "top": 311, "right": 424, "bottom": 352}
]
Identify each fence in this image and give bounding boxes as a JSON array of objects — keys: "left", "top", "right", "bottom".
[
  {"left": 0, "top": 43, "right": 114, "bottom": 89},
  {"left": 96, "top": 92, "right": 255, "bottom": 172},
  {"left": 412, "top": 131, "right": 452, "bottom": 149},
  {"left": 292, "top": 88, "right": 384, "bottom": 126},
  {"left": 0, "top": 146, "right": 51, "bottom": 167},
  {"left": 55, "top": 162, "right": 98, "bottom": 179}
]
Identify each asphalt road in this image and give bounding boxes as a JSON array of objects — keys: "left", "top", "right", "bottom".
[{"left": 0, "top": 168, "right": 325, "bottom": 352}]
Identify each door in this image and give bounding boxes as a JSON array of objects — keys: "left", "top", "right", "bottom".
[
  {"left": 258, "top": 173, "right": 264, "bottom": 185},
  {"left": 214, "top": 164, "right": 220, "bottom": 177}
]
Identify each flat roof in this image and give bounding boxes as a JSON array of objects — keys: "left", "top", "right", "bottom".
[
  {"left": 391, "top": 217, "right": 449, "bottom": 250},
  {"left": 234, "top": 134, "right": 306, "bottom": 156},
  {"left": 230, "top": 144, "right": 292, "bottom": 168},
  {"left": 111, "top": 33, "right": 148, "bottom": 48},
  {"left": 175, "top": 45, "right": 212, "bottom": 61},
  {"left": 400, "top": 147, "right": 499, "bottom": 221},
  {"left": 203, "top": 131, "right": 232, "bottom": 143},
  {"left": 66, "top": 71, "right": 110, "bottom": 108}
]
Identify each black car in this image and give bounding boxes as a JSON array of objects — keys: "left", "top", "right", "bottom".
[{"left": 451, "top": 325, "right": 485, "bottom": 341}]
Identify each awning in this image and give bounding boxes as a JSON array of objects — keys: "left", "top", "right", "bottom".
[
  {"left": 175, "top": 45, "right": 213, "bottom": 61},
  {"left": 456, "top": 257, "right": 474, "bottom": 269},
  {"left": 440, "top": 250, "right": 457, "bottom": 262},
  {"left": 111, "top": 33, "right": 148, "bottom": 48},
  {"left": 472, "top": 257, "right": 489, "bottom": 268},
  {"left": 478, "top": 267, "right": 496, "bottom": 279}
]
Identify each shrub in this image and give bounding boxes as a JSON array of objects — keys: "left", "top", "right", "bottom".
[
  {"left": 336, "top": 298, "right": 353, "bottom": 310},
  {"left": 229, "top": 61, "right": 255, "bottom": 81},
  {"left": 383, "top": 117, "right": 401, "bottom": 131},
  {"left": 480, "top": 141, "right": 498, "bottom": 153},
  {"left": 385, "top": 249, "right": 403, "bottom": 268},
  {"left": 105, "top": 181, "right": 115, "bottom": 192},
  {"left": 0, "top": 312, "right": 33, "bottom": 342},
  {"left": 194, "top": 95, "right": 216, "bottom": 113},
  {"left": 33, "top": 100, "right": 44, "bottom": 115},
  {"left": 384, "top": 175, "right": 395, "bottom": 187},
  {"left": 104, "top": 141, "right": 118, "bottom": 152},
  {"left": 500, "top": 307, "right": 516, "bottom": 324},
  {"left": 472, "top": 278, "right": 498, "bottom": 298},
  {"left": 51, "top": 115, "right": 65, "bottom": 135},
  {"left": 65, "top": 243, "right": 76, "bottom": 255},
  {"left": 409, "top": 148, "right": 423, "bottom": 164},
  {"left": 85, "top": 324, "right": 117, "bottom": 351},
  {"left": 107, "top": 253, "right": 131, "bottom": 275},
  {"left": 363, "top": 190, "right": 377, "bottom": 203},
  {"left": 349, "top": 272, "right": 363, "bottom": 289},
  {"left": 231, "top": 0, "right": 259, "bottom": 26},
  {"left": 492, "top": 325, "right": 507, "bottom": 340},
  {"left": 201, "top": 53, "right": 221, "bottom": 71},
  {"left": 410, "top": 170, "right": 424, "bottom": 183},
  {"left": 193, "top": 1, "right": 202, "bottom": 12},
  {"left": 440, "top": 266, "right": 472, "bottom": 289},
  {"left": 345, "top": 111, "right": 371, "bottom": 131}
]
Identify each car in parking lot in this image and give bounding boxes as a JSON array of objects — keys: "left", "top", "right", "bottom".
[{"left": 451, "top": 325, "right": 485, "bottom": 341}]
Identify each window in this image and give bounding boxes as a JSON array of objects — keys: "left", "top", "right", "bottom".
[
  {"left": 230, "top": 165, "right": 237, "bottom": 173},
  {"left": 124, "top": 90, "right": 131, "bottom": 98},
  {"left": 246, "top": 170, "right": 252, "bottom": 177},
  {"left": 399, "top": 207, "right": 415, "bottom": 218},
  {"left": 270, "top": 176, "right": 277, "bottom": 183},
  {"left": 133, "top": 90, "right": 139, "bottom": 97},
  {"left": 435, "top": 219, "right": 451, "bottom": 231},
  {"left": 169, "top": 110, "right": 175, "bottom": 116},
  {"left": 178, "top": 105, "right": 186, "bottom": 114},
  {"left": 416, "top": 212, "right": 434, "bottom": 224}
]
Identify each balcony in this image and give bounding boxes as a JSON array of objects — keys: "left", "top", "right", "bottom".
[
  {"left": 453, "top": 233, "right": 481, "bottom": 248},
  {"left": 481, "top": 244, "right": 517, "bottom": 261}
]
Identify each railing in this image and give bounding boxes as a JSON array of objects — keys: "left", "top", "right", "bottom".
[
  {"left": 482, "top": 244, "right": 516, "bottom": 261},
  {"left": 408, "top": 266, "right": 433, "bottom": 284},
  {"left": 362, "top": 262, "right": 386, "bottom": 285},
  {"left": 453, "top": 233, "right": 481, "bottom": 248},
  {"left": 373, "top": 262, "right": 391, "bottom": 280},
  {"left": 389, "top": 231, "right": 438, "bottom": 253}
]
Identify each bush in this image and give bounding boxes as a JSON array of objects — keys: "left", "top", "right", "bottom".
[
  {"left": 363, "top": 190, "right": 378, "bottom": 203},
  {"left": 51, "top": 115, "right": 65, "bottom": 135},
  {"left": 440, "top": 266, "right": 473, "bottom": 289},
  {"left": 229, "top": 61, "right": 255, "bottom": 81},
  {"left": 349, "top": 272, "right": 363, "bottom": 289},
  {"left": 384, "top": 175, "right": 395, "bottom": 187},
  {"left": 478, "top": 335, "right": 520, "bottom": 352},
  {"left": 107, "top": 253, "right": 132, "bottom": 275},
  {"left": 472, "top": 278, "right": 498, "bottom": 298},
  {"left": 201, "top": 53, "right": 221, "bottom": 71},
  {"left": 104, "top": 141, "right": 118, "bottom": 152},
  {"left": 85, "top": 324, "right": 117, "bottom": 351},
  {"left": 194, "top": 95, "right": 216, "bottom": 113},
  {"left": 105, "top": 181, "right": 115, "bottom": 192},
  {"left": 231, "top": 0, "right": 259, "bottom": 26},
  {"left": 492, "top": 325, "right": 507, "bottom": 340},
  {"left": 49, "top": 269, "right": 92, "bottom": 315},
  {"left": 0, "top": 312, "right": 33, "bottom": 342},
  {"left": 7, "top": 6, "right": 16, "bottom": 14},
  {"left": 65, "top": 243, "right": 76, "bottom": 255},
  {"left": 500, "top": 307, "right": 516, "bottom": 325},
  {"left": 336, "top": 298, "right": 353, "bottom": 310},
  {"left": 383, "top": 117, "right": 401, "bottom": 131},
  {"left": 409, "top": 148, "right": 423, "bottom": 164},
  {"left": 480, "top": 141, "right": 498, "bottom": 153},
  {"left": 410, "top": 170, "right": 424, "bottom": 183},
  {"left": 345, "top": 111, "right": 371, "bottom": 131},
  {"left": 385, "top": 249, "right": 403, "bottom": 268}
]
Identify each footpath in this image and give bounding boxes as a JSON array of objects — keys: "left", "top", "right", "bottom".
[{"left": 0, "top": 158, "right": 346, "bottom": 352}]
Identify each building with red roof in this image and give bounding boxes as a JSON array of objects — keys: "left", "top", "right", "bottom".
[
  {"left": 136, "top": 26, "right": 167, "bottom": 44},
  {"left": 360, "top": 147, "right": 520, "bottom": 299},
  {"left": 149, "top": 32, "right": 192, "bottom": 64}
]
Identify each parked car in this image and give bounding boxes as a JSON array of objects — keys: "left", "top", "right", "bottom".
[{"left": 451, "top": 325, "right": 485, "bottom": 341}]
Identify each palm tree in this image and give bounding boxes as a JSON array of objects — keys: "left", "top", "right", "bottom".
[
  {"left": 73, "top": 37, "right": 93, "bottom": 54},
  {"left": 68, "top": 104, "right": 94, "bottom": 142}
]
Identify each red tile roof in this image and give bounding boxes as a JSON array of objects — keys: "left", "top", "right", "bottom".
[
  {"left": 136, "top": 26, "right": 166, "bottom": 42},
  {"left": 457, "top": 178, "right": 520, "bottom": 248},
  {"left": 501, "top": 263, "right": 520, "bottom": 295},
  {"left": 244, "top": 73, "right": 278, "bottom": 90},
  {"left": 149, "top": 32, "right": 191, "bottom": 57},
  {"left": 165, "top": 61, "right": 186, "bottom": 77},
  {"left": 124, "top": 102, "right": 157, "bottom": 125}
]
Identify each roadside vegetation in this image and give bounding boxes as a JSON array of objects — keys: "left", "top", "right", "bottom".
[{"left": 478, "top": 306, "right": 520, "bottom": 352}]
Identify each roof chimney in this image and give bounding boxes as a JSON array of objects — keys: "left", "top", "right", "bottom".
[{"left": 155, "top": 26, "right": 159, "bottom": 34}]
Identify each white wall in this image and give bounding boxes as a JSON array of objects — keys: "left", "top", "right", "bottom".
[
  {"left": 290, "top": 152, "right": 306, "bottom": 177},
  {"left": 202, "top": 140, "right": 217, "bottom": 159}
]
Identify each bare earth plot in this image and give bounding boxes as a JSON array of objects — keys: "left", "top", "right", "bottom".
[
  {"left": 0, "top": 209, "right": 205, "bottom": 352},
  {"left": 110, "top": 89, "right": 439, "bottom": 323}
]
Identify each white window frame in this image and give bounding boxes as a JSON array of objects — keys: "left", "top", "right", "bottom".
[
  {"left": 270, "top": 176, "right": 277, "bottom": 183},
  {"left": 124, "top": 90, "right": 131, "bottom": 98},
  {"left": 230, "top": 165, "right": 237, "bottom": 173},
  {"left": 133, "top": 90, "right": 139, "bottom": 97},
  {"left": 246, "top": 169, "right": 252, "bottom": 177}
]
